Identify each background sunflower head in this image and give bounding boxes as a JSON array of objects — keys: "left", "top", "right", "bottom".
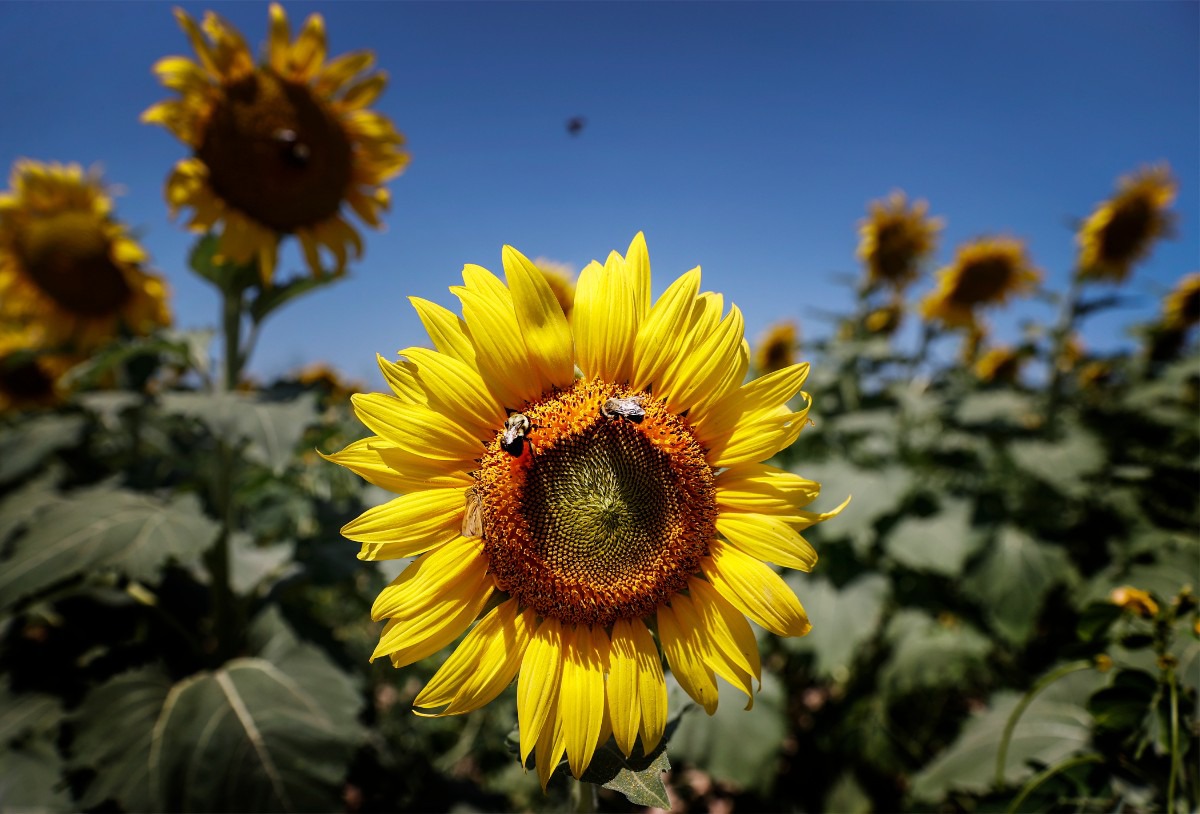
[
  {"left": 973, "top": 345, "right": 1024, "bottom": 383},
  {"left": 864, "top": 301, "right": 904, "bottom": 336},
  {"left": 1162, "top": 272, "right": 1200, "bottom": 332},
  {"left": 530, "top": 258, "right": 577, "bottom": 319},
  {"left": 0, "top": 323, "right": 76, "bottom": 413},
  {"left": 0, "top": 159, "right": 171, "bottom": 351},
  {"left": 920, "top": 236, "right": 1040, "bottom": 329},
  {"left": 1077, "top": 165, "right": 1177, "bottom": 283},
  {"left": 753, "top": 320, "right": 799, "bottom": 374},
  {"left": 857, "top": 190, "right": 942, "bottom": 291},
  {"left": 143, "top": 3, "right": 409, "bottom": 285}
]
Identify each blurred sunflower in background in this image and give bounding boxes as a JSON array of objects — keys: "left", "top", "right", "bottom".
[
  {"left": 974, "top": 345, "right": 1024, "bottom": 384},
  {"left": 143, "top": 3, "right": 408, "bottom": 284},
  {"left": 1077, "top": 165, "right": 1176, "bottom": 283},
  {"left": 0, "top": 324, "right": 76, "bottom": 413},
  {"left": 920, "top": 237, "right": 1041, "bottom": 329},
  {"left": 531, "top": 258, "right": 577, "bottom": 319},
  {"left": 324, "top": 233, "right": 844, "bottom": 788},
  {"left": 753, "top": 320, "right": 799, "bottom": 374},
  {"left": 0, "top": 160, "right": 171, "bottom": 350},
  {"left": 857, "top": 191, "right": 942, "bottom": 291},
  {"left": 1162, "top": 272, "right": 1200, "bottom": 332},
  {"left": 864, "top": 300, "right": 904, "bottom": 336}
]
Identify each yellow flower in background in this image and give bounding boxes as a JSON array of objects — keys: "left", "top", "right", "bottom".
[
  {"left": 1077, "top": 360, "right": 1113, "bottom": 389},
  {"left": 920, "top": 237, "right": 1040, "bottom": 329},
  {"left": 864, "top": 301, "right": 904, "bottom": 336},
  {"left": 1077, "top": 165, "right": 1176, "bottom": 283},
  {"left": 531, "top": 258, "right": 577, "bottom": 319},
  {"left": 1163, "top": 272, "right": 1200, "bottom": 332},
  {"left": 857, "top": 191, "right": 942, "bottom": 290},
  {"left": 295, "top": 360, "right": 364, "bottom": 402},
  {"left": 0, "top": 324, "right": 75, "bottom": 413},
  {"left": 1110, "top": 586, "right": 1159, "bottom": 619},
  {"left": 974, "top": 346, "right": 1024, "bottom": 384},
  {"left": 1057, "top": 332, "right": 1085, "bottom": 373},
  {"left": 753, "top": 320, "right": 799, "bottom": 374},
  {"left": 143, "top": 4, "right": 408, "bottom": 285},
  {"left": 0, "top": 160, "right": 171, "bottom": 351},
  {"left": 324, "top": 233, "right": 844, "bottom": 788}
]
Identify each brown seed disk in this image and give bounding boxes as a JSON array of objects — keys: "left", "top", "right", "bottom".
[
  {"left": 479, "top": 379, "right": 716, "bottom": 626},
  {"left": 17, "top": 211, "right": 131, "bottom": 316}
]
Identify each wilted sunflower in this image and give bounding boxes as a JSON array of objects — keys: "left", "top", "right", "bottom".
[
  {"left": 531, "top": 258, "right": 577, "bottom": 319},
  {"left": 0, "top": 160, "right": 170, "bottom": 350},
  {"left": 1163, "top": 273, "right": 1200, "bottom": 332},
  {"left": 1077, "top": 165, "right": 1176, "bottom": 283},
  {"left": 920, "top": 237, "right": 1040, "bottom": 329},
  {"left": 857, "top": 191, "right": 942, "bottom": 290},
  {"left": 324, "top": 233, "right": 844, "bottom": 788},
  {"left": 143, "top": 4, "right": 408, "bottom": 284},
  {"left": 753, "top": 320, "right": 798, "bottom": 374}
]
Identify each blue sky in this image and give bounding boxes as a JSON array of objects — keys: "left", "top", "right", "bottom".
[{"left": 1, "top": 1, "right": 1196, "bottom": 387}]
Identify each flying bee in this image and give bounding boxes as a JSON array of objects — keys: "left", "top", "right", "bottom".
[
  {"left": 600, "top": 396, "right": 645, "bottom": 423},
  {"left": 461, "top": 487, "right": 483, "bottom": 538},
  {"left": 272, "top": 128, "right": 311, "bottom": 169},
  {"left": 500, "top": 413, "right": 532, "bottom": 457}
]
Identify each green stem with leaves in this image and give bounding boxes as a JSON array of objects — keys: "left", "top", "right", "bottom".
[
  {"left": 995, "top": 659, "right": 1095, "bottom": 789},
  {"left": 1044, "top": 273, "right": 1084, "bottom": 429},
  {"left": 1006, "top": 753, "right": 1103, "bottom": 814}
]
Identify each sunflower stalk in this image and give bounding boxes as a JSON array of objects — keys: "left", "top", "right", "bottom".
[
  {"left": 569, "top": 779, "right": 599, "bottom": 814},
  {"left": 994, "top": 659, "right": 1095, "bottom": 790},
  {"left": 1044, "top": 274, "right": 1084, "bottom": 431}
]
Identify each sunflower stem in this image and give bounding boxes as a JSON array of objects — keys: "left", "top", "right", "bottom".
[
  {"left": 569, "top": 779, "right": 598, "bottom": 814},
  {"left": 1167, "top": 663, "right": 1180, "bottom": 814},
  {"left": 1005, "top": 753, "right": 1103, "bottom": 814},
  {"left": 995, "top": 659, "right": 1094, "bottom": 790},
  {"left": 1044, "top": 273, "right": 1084, "bottom": 431}
]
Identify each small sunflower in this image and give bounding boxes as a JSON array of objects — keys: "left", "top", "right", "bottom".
[
  {"left": 0, "top": 160, "right": 170, "bottom": 350},
  {"left": 920, "top": 237, "right": 1040, "bottom": 329},
  {"left": 324, "top": 233, "right": 845, "bottom": 788},
  {"left": 531, "top": 258, "right": 577, "bottom": 319},
  {"left": 974, "top": 346, "right": 1024, "bottom": 384},
  {"left": 857, "top": 191, "right": 942, "bottom": 290},
  {"left": 1077, "top": 165, "right": 1176, "bottom": 283},
  {"left": 0, "top": 324, "right": 75, "bottom": 413},
  {"left": 753, "top": 320, "right": 799, "bottom": 375},
  {"left": 1163, "top": 273, "right": 1200, "bottom": 332},
  {"left": 864, "top": 301, "right": 904, "bottom": 336},
  {"left": 143, "top": 4, "right": 408, "bottom": 284}
]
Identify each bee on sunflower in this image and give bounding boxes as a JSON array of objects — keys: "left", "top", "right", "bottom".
[
  {"left": 323, "top": 233, "right": 846, "bottom": 788},
  {"left": 920, "top": 237, "right": 1041, "bottom": 330},
  {"left": 143, "top": 4, "right": 408, "bottom": 285},
  {"left": 1077, "top": 165, "right": 1176, "bottom": 284},
  {"left": 857, "top": 191, "right": 943, "bottom": 291}
]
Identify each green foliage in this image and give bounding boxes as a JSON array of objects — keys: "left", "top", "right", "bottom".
[{"left": 879, "top": 609, "right": 992, "bottom": 696}]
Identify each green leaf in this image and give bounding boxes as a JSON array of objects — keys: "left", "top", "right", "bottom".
[
  {"left": 0, "top": 686, "right": 63, "bottom": 745},
  {"left": 963, "top": 528, "right": 1074, "bottom": 644},
  {"left": 1077, "top": 602, "right": 1123, "bottom": 643},
  {"left": 781, "top": 573, "right": 889, "bottom": 683},
  {"left": 160, "top": 392, "right": 317, "bottom": 473},
  {"left": 577, "top": 721, "right": 677, "bottom": 808},
  {"left": 910, "top": 668, "right": 1107, "bottom": 801},
  {"left": 249, "top": 274, "right": 343, "bottom": 325},
  {"left": 879, "top": 609, "right": 991, "bottom": 696},
  {"left": 1087, "top": 669, "right": 1157, "bottom": 733},
  {"left": 1008, "top": 425, "right": 1105, "bottom": 498},
  {"left": 824, "top": 772, "right": 872, "bottom": 814},
  {"left": 69, "top": 666, "right": 172, "bottom": 811},
  {"left": 0, "top": 487, "right": 218, "bottom": 610},
  {"left": 228, "top": 533, "right": 297, "bottom": 597},
  {"left": 0, "top": 414, "right": 84, "bottom": 484},
  {"left": 884, "top": 499, "right": 981, "bottom": 577},
  {"left": 1080, "top": 533, "right": 1200, "bottom": 606},
  {"left": 798, "top": 462, "right": 908, "bottom": 555},
  {"left": 956, "top": 389, "right": 1037, "bottom": 428},
  {"left": 668, "top": 671, "right": 787, "bottom": 795},
  {"left": 0, "top": 470, "right": 63, "bottom": 547},
  {"left": 0, "top": 736, "right": 71, "bottom": 812},
  {"left": 190, "top": 234, "right": 257, "bottom": 292}
]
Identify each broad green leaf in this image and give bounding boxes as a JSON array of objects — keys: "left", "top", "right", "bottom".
[
  {"left": 1087, "top": 669, "right": 1157, "bottom": 733},
  {"left": 884, "top": 499, "right": 981, "bottom": 577},
  {"left": 1008, "top": 425, "right": 1105, "bottom": 498},
  {"left": 578, "top": 718, "right": 679, "bottom": 808},
  {"left": 0, "top": 736, "right": 71, "bottom": 812},
  {"left": 880, "top": 609, "right": 991, "bottom": 696},
  {"left": 0, "top": 414, "right": 84, "bottom": 484},
  {"left": 824, "top": 772, "right": 872, "bottom": 814},
  {"left": 0, "top": 687, "right": 62, "bottom": 745},
  {"left": 228, "top": 534, "right": 298, "bottom": 597},
  {"left": 798, "top": 462, "right": 908, "bottom": 555},
  {"left": 910, "top": 668, "right": 1107, "bottom": 801},
  {"left": 955, "top": 389, "right": 1037, "bottom": 428},
  {"left": 69, "top": 666, "right": 172, "bottom": 811},
  {"left": 668, "top": 672, "right": 787, "bottom": 795},
  {"left": 0, "top": 487, "right": 218, "bottom": 610},
  {"left": 782, "top": 573, "right": 889, "bottom": 683},
  {"left": 963, "top": 528, "right": 1074, "bottom": 644},
  {"left": 160, "top": 392, "right": 316, "bottom": 473},
  {"left": 0, "top": 470, "right": 62, "bottom": 547},
  {"left": 249, "top": 274, "right": 343, "bottom": 325},
  {"left": 1080, "top": 533, "right": 1199, "bottom": 607}
]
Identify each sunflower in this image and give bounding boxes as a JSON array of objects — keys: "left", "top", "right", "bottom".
[
  {"left": 0, "top": 160, "right": 170, "bottom": 350},
  {"left": 857, "top": 191, "right": 942, "bottom": 290},
  {"left": 530, "top": 258, "right": 578, "bottom": 319},
  {"left": 974, "top": 346, "right": 1024, "bottom": 384},
  {"left": 920, "top": 237, "right": 1040, "bottom": 329},
  {"left": 143, "top": 4, "right": 408, "bottom": 285},
  {"left": 324, "top": 233, "right": 844, "bottom": 788},
  {"left": 1077, "top": 165, "right": 1176, "bottom": 283},
  {"left": 0, "top": 324, "right": 75, "bottom": 413},
  {"left": 864, "top": 301, "right": 904, "bottom": 336},
  {"left": 1163, "top": 273, "right": 1200, "bottom": 332},
  {"left": 753, "top": 320, "right": 799, "bottom": 375}
]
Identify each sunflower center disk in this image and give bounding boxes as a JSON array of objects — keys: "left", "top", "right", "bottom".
[
  {"left": 19, "top": 211, "right": 131, "bottom": 316},
  {"left": 198, "top": 71, "right": 352, "bottom": 233},
  {"left": 953, "top": 257, "right": 1015, "bottom": 304},
  {"left": 480, "top": 381, "right": 716, "bottom": 627}
]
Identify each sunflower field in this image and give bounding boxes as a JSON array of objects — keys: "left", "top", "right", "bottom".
[{"left": 0, "top": 5, "right": 1197, "bottom": 814}]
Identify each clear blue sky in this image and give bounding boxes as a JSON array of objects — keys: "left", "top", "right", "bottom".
[{"left": 1, "top": 1, "right": 1196, "bottom": 387}]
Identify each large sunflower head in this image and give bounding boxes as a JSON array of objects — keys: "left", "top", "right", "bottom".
[
  {"left": 324, "top": 233, "right": 845, "bottom": 788},
  {"left": 143, "top": 4, "right": 408, "bottom": 285},
  {"left": 1077, "top": 165, "right": 1177, "bottom": 283},
  {"left": 1163, "top": 273, "right": 1200, "bottom": 332},
  {"left": 0, "top": 160, "right": 171, "bottom": 350},
  {"left": 857, "top": 191, "right": 942, "bottom": 291},
  {"left": 920, "top": 237, "right": 1040, "bottom": 329},
  {"left": 753, "top": 320, "right": 799, "bottom": 375}
]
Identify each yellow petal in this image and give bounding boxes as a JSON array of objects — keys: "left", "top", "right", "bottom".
[
  {"left": 408, "top": 296, "right": 477, "bottom": 367},
  {"left": 503, "top": 245, "right": 575, "bottom": 392},
  {"left": 671, "top": 591, "right": 755, "bottom": 708},
  {"left": 319, "top": 437, "right": 470, "bottom": 495},
  {"left": 717, "top": 513, "right": 818, "bottom": 572},
  {"left": 624, "top": 232, "right": 652, "bottom": 323},
  {"left": 701, "top": 539, "right": 811, "bottom": 638},
  {"left": 693, "top": 361, "right": 810, "bottom": 444},
  {"left": 791, "top": 495, "right": 852, "bottom": 530},
  {"left": 372, "top": 571, "right": 493, "bottom": 666},
  {"left": 350, "top": 393, "right": 483, "bottom": 462},
  {"left": 663, "top": 304, "right": 746, "bottom": 415},
  {"left": 606, "top": 619, "right": 642, "bottom": 757},
  {"left": 266, "top": 3, "right": 289, "bottom": 72},
  {"left": 560, "top": 625, "right": 608, "bottom": 778},
  {"left": 452, "top": 266, "right": 543, "bottom": 408},
  {"left": 400, "top": 346, "right": 506, "bottom": 437},
  {"left": 707, "top": 399, "right": 811, "bottom": 468},
  {"left": 316, "top": 50, "right": 375, "bottom": 95},
  {"left": 688, "top": 576, "right": 762, "bottom": 684},
  {"left": 630, "top": 617, "right": 668, "bottom": 753},
  {"left": 289, "top": 11, "right": 327, "bottom": 78},
  {"left": 341, "top": 487, "right": 464, "bottom": 552},
  {"left": 414, "top": 599, "right": 534, "bottom": 715},
  {"left": 517, "top": 617, "right": 564, "bottom": 766},
  {"left": 573, "top": 257, "right": 636, "bottom": 383},
  {"left": 340, "top": 73, "right": 387, "bottom": 111},
  {"left": 716, "top": 463, "right": 820, "bottom": 513},
  {"left": 370, "top": 535, "right": 484, "bottom": 620},
  {"left": 632, "top": 268, "right": 701, "bottom": 391},
  {"left": 658, "top": 602, "right": 718, "bottom": 714},
  {"left": 376, "top": 354, "right": 424, "bottom": 403},
  {"left": 534, "top": 694, "right": 566, "bottom": 791}
]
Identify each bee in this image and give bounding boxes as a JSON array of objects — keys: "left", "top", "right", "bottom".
[
  {"left": 273, "top": 128, "right": 311, "bottom": 169},
  {"left": 461, "top": 487, "right": 483, "bottom": 538},
  {"left": 600, "top": 396, "right": 645, "bottom": 423},
  {"left": 500, "top": 413, "right": 532, "bottom": 457}
]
